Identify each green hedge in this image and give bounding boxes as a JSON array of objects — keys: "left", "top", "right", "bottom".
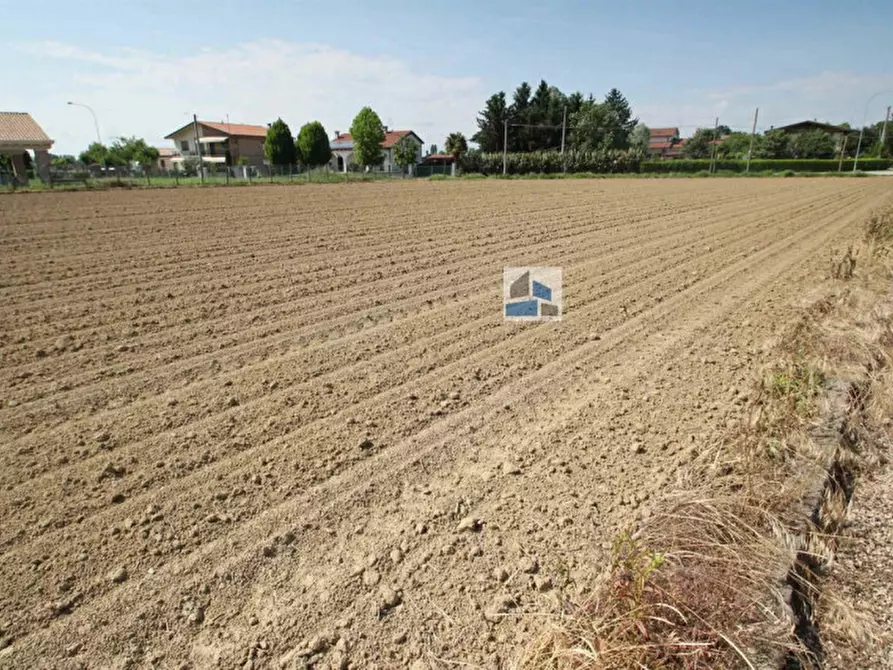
[
  {"left": 459, "top": 153, "right": 892, "bottom": 176},
  {"left": 461, "top": 150, "right": 642, "bottom": 175},
  {"left": 640, "top": 158, "right": 892, "bottom": 174}
]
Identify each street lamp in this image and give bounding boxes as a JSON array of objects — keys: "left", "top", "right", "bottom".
[
  {"left": 67, "top": 101, "right": 105, "bottom": 173},
  {"left": 853, "top": 90, "right": 893, "bottom": 171}
]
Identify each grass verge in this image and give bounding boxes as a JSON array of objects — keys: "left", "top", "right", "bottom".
[{"left": 517, "top": 206, "right": 893, "bottom": 669}]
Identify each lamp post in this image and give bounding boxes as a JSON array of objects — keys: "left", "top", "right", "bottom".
[
  {"left": 67, "top": 101, "right": 105, "bottom": 173},
  {"left": 853, "top": 90, "right": 893, "bottom": 171}
]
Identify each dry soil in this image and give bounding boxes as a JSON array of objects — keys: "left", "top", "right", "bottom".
[{"left": 1, "top": 179, "right": 892, "bottom": 669}]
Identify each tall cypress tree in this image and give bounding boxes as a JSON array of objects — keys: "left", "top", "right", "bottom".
[{"left": 264, "top": 118, "right": 297, "bottom": 166}]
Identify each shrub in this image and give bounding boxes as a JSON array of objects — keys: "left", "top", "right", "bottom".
[
  {"left": 640, "top": 158, "right": 892, "bottom": 174},
  {"left": 460, "top": 149, "right": 641, "bottom": 175}
]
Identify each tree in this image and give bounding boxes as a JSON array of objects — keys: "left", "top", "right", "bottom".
[
  {"left": 264, "top": 118, "right": 297, "bottom": 166},
  {"left": 393, "top": 135, "right": 420, "bottom": 176},
  {"left": 78, "top": 142, "right": 109, "bottom": 166},
  {"left": 107, "top": 136, "right": 159, "bottom": 167},
  {"left": 50, "top": 154, "right": 77, "bottom": 168},
  {"left": 566, "top": 91, "right": 585, "bottom": 118},
  {"left": 350, "top": 107, "right": 386, "bottom": 168},
  {"left": 682, "top": 130, "right": 710, "bottom": 158},
  {"left": 875, "top": 120, "right": 893, "bottom": 158},
  {"left": 473, "top": 92, "right": 508, "bottom": 153},
  {"left": 789, "top": 129, "right": 835, "bottom": 159},
  {"left": 511, "top": 81, "right": 534, "bottom": 151},
  {"left": 296, "top": 121, "right": 332, "bottom": 168},
  {"left": 473, "top": 82, "right": 641, "bottom": 154},
  {"left": 716, "top": 132, "right": 753, "bottom": 159},
  {"left": 759, "top": 129, "right": 792, "bottom": 159},
  {"left": 428, "top": 144, "right": 438, "bottom": 156},
  {"left": 630, "top": 123, "right": 650, "bottom": 153},
  {"left": 602, "top": 88, "right": 637, "bottom": 149},
  {"left": 445, "top": 132, "right": 468, "bottom": 164},
  {"left": 570, "top": 101, "right": 611, "bottom": 152}
]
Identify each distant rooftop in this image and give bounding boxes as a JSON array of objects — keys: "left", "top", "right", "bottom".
[
  {"left": 332, "top": 129, "right": 422, "bottom": 150},
  {"left": 771, "top": 120, "right": 857, "bottom": 135},
  {"left": 165, "top": 120, "right": 268, "bottom": 139}
]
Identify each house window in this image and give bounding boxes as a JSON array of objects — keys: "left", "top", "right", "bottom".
[{"left": 180, "top": 140, "right": 189, "bottom": 151}]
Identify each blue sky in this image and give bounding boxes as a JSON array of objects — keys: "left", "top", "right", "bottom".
[{"left": 4, "top": 0, "right": 893, "bottom": 154}]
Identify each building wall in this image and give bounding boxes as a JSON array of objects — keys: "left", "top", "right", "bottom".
[
  {"left": 168, "top": 128, "right": 197, "bottom": 155},
  {"left": 329, "top": 135, "right": 424, "bottom": 172},
  {"left": 167, "top": 126, "right": 267, "bottom": 167},
  {"left": 232, "top": 137, "right": 265, "bottom": 166}
]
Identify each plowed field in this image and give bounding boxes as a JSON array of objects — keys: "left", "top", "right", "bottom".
[{"left": 1, "top": 179, "right": 891, "bottom": 669}]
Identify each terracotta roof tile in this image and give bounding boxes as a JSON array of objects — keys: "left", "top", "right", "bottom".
[
  {"left": 649, "top": 127, "right": 679, "bottom": 138},
  {"left": 200, "top": 121, "right": 268, "bottom": 138},
  {"left": 332, "top": 130, "right": 419, "bottom": 149},
  {"left": 0, "top": 112, "right": 53, "bottom": 146}
]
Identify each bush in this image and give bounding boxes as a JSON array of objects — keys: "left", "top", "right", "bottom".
[
  {"left": 460, "top": 149, "right": 641, "bottom": 175},
  {"left": 459, "top": 154, "right": 891, "bottom": 176},
  {"left": 640, "top": 158, "right": 892, "bottom": 174}
]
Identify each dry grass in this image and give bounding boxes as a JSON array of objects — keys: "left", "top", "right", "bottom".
[{"left": 517, "top": 205, "right": 893, "bottom": 670}]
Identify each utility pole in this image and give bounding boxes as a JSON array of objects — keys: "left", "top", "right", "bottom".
[
  {"left": 838, "top": 134, "right": 848, "bottom": 172},
  {"left": 502, "top": 119, "right": 508, "bottom": 176},
  {"left": 745, "top": 107, "right": 759, "bottom": 173},
  {"left": 193, "top": 114, "right": 204, "bottom": 185},
  {"left": 853, "top": 127, "right": 865, "bottom": 172},
  {"left": 854, "top": 91, "right": 893, "bottom": 171},
  {"left": 880, "top": 105, "right": 891, "bottom": 158},
  {"left": 709, "top": 116, "right": 719, "bottom": 174},
  {"left": 560, "top": 105, "right": 567, "bottom": 174}
]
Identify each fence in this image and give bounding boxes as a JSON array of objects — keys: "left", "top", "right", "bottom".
[
  {"left": 1, "top": 162, "right": 418, "bottom": 191},
  {"left": 415, "top": 164, "right": 454, "bottom": 177}
]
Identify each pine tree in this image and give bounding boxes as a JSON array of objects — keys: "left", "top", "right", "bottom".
[{"left": 472, "top": 92, "right": 508, "bottom": 153}]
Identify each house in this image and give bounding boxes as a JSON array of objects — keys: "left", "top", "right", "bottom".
[
  {"left": 155, "top": 147, "right": 178, "bottom": 171},
  {"left": 0, "top": 112, "right": 53, "bottom": 184},
  {"left": 662, "top": 137, "right": 687, "bottom": 159},
  {"left": 769, "top": 120, "right": 856, "bottom": 153},
  {"left": 163, "top": 120, "right": 268, "bottom": 169},
  {"left": 647, "top": 127, "right": 680, "bottom": 158},
  {"left": 770, "top": 120, "right": 856, "bottom": 137},
  {"left": 329, "top": 127, "right": 423, "bottom": 173}
]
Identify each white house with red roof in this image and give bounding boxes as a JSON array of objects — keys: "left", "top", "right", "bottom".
[
  {"left": 163, "top": 120, "right": 269, "bottom": 168},
  {"left": 329, "top": 127, "right": 423, "bottom": 173}
]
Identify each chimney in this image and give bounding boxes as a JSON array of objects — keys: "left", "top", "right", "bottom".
[
  {"left": 383, "top": 125, "right": 388, "bottom": 133},
  {"left": 335, "top": 130, "right": 340, "bottom": 139}
]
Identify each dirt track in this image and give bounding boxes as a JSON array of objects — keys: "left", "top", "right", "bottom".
[{"left": 1, "top": 179, "right": 891, "bottom": 669}]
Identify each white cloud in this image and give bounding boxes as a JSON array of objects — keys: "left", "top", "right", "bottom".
[
  {"left": 12, "top": 39, "right": 485, "bottom": 154},
  {"left": 705, "top": 71, "right": 893, "bottom": 101},
  {"left": 635, "top": 71, "right": 893, "bottom": 136}
]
